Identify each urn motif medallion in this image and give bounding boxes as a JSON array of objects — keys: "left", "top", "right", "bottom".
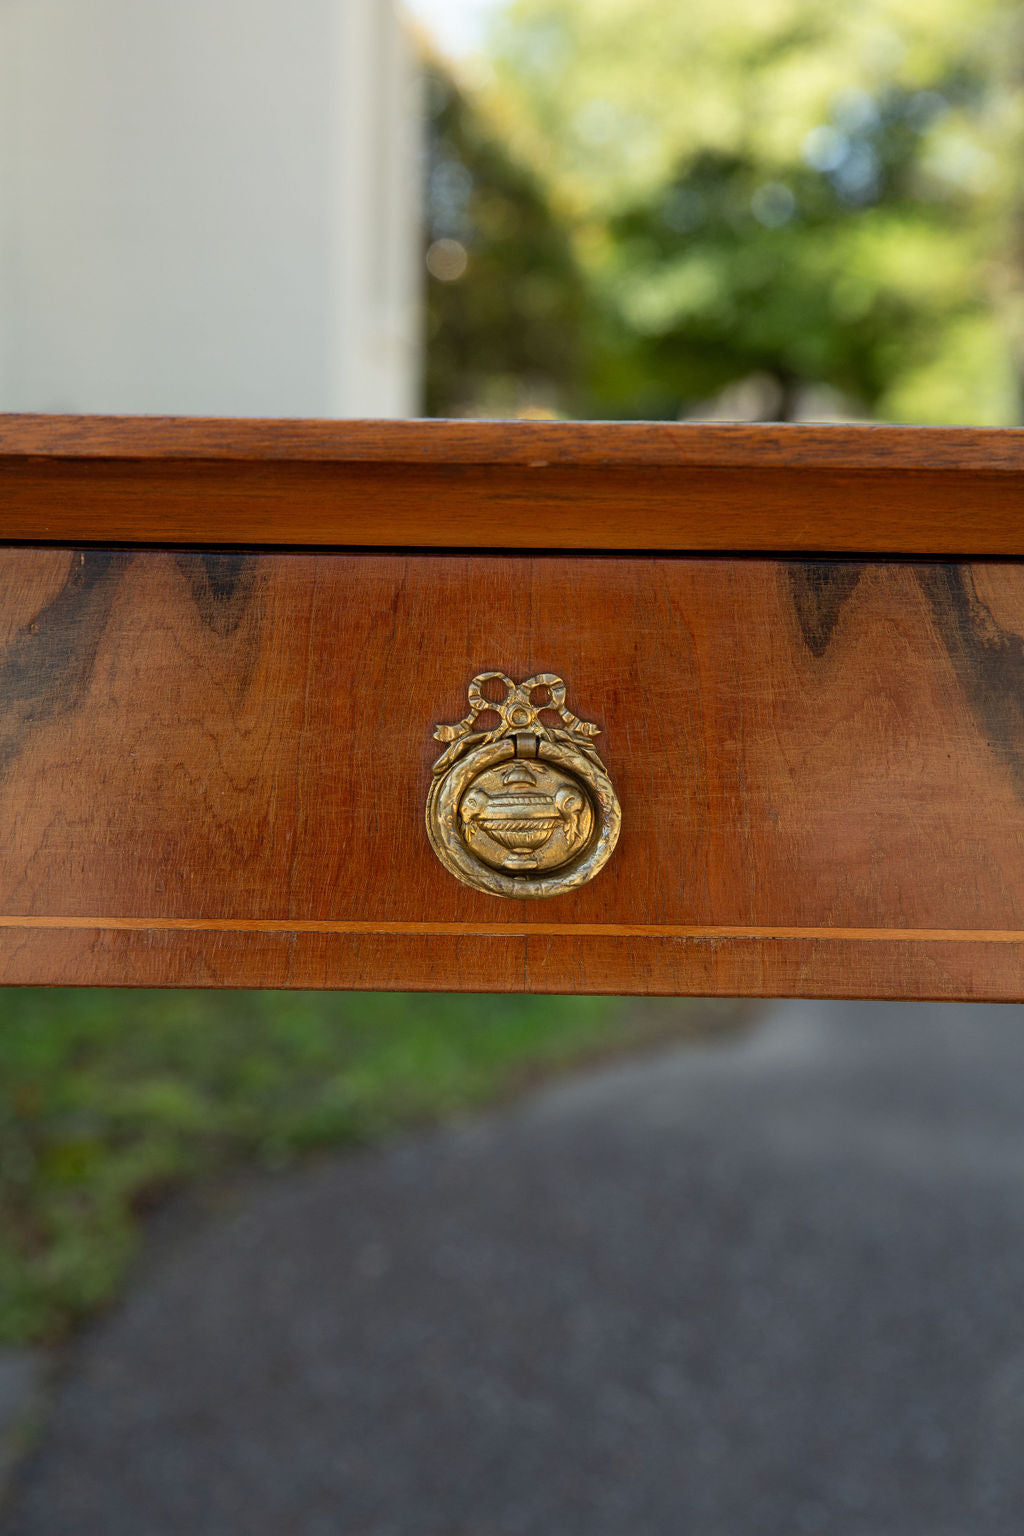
[{"left": 426, "top": 672, "right": 621, "bottom": 898}]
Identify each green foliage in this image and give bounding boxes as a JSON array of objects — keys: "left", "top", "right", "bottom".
[
  {"left": 438, "top": 0, "right": 1024, "bottom": 422},
  {"left": 0, "top": 987, "right": 691, "bottom": 1344},
  {"left": 423, "top": 59, "right": 586, "bottom": 416},
  {"left": 595, "top": 124, "right": 995, "bottom": 419}
]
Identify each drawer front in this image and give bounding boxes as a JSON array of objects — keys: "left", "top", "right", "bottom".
[{"left": 1, "top": 547, "right": 1022, "bottom": 997}]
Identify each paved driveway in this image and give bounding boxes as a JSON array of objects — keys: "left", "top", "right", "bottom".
[{"left": 4, "top": 1000, "right": 1024, "bottom": 1535}]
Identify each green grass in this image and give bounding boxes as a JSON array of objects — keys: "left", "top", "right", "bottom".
[{"left": 0, "top": 989, "right": 713, "bottom": 1345}]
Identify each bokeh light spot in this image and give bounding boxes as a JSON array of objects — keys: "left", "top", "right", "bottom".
[{"left": 426, "top": 238, "right": 469, "bottom": 281}]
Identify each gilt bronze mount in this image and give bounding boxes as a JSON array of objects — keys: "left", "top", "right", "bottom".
[{"left": 426, "top": 672, "right": 621, "bottom": 898}]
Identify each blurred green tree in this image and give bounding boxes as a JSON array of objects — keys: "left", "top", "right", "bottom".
[
  {"left": 469, "top": 0, "right": 1024, "bottom": 422},
  {"left": 422, "top": 54, "right": 586, "bottom": 416}
]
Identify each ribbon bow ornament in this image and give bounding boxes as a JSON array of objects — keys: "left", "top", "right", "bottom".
[{"left": 432, "top": 673, "right": 606, "bottom": 776}]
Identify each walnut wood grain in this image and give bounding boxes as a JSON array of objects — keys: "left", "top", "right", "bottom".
[
  {"left": 3, "top": 416, "right": 1024, "bottom": 552},
  {"left": 2, "top": 547, "right": 1024, "bottom": 996}
]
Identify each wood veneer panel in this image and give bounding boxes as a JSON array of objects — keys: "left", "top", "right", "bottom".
[
  {"left": 2, "top": 417, "right": 1024, "bottom": 553},
  {"left": 1, "top": 547, "right": 1024, "bottom": 994}
]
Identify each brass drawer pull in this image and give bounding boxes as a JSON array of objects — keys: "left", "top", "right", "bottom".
[{"left": 426, "top": 672, "right": 621, "bottom": 898}]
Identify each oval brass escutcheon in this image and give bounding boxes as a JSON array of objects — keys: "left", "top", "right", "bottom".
[{"left": 426, "top": 672, "right": 621, "bottom": 899}]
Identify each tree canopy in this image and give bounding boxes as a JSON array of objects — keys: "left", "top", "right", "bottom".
[
  {"left": 422, "top": 54, "right": 585, "bottom": 417},
  {"left": 425, "top": 0, "right": 1024, "bottom": 422}
]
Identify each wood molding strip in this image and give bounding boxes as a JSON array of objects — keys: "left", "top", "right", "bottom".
[
  {"left": 5, "top": 415, "right": 1024, "bottom": 471},
  {"left": 1, "top": 916, "right": 1023, "bottom": 944},
  {"left": 2, "top": 462, "right": 1023, "bottom": 553},
  {"left": 3, "top": 417, "right": 1024, "bottom": 554}
]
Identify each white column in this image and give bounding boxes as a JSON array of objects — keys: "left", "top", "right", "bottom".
[
  {"left": 0, "top": 0, "right": 420, "bottom": 418},
  {"left": 331, "top": 0, "right": 421, "bottom": 418}
]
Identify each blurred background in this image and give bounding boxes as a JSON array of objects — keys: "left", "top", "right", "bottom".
[
  {"left": 4, "top": 0, "right": 1024, "bottom": 425},
  {"left": 3, "top": 3, "right": 1024, "bottom": 1533}
]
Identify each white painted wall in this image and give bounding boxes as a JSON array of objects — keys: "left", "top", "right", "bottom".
[{"left": 0, "top": 0, "right": 420, "bottom": 417}]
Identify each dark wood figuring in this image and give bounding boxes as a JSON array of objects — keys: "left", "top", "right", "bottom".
[
  {"left": 3, "top": 415, "right": 1024, "bottom": 553},
  {"left": 2, "top": 546, "right": 1023, "bottom": 997}
]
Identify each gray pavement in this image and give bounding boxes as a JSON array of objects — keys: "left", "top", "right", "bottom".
[
  {"left": 4, "top": 999, "right": 1024, "bottom": 1536},
  {"left": 0, "top": 1354, "right": 47, "bottom": 1501}
]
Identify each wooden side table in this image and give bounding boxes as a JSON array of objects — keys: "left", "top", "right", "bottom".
[{"left": 1, "top": 413, "right": 1022, "bottom": 999}]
